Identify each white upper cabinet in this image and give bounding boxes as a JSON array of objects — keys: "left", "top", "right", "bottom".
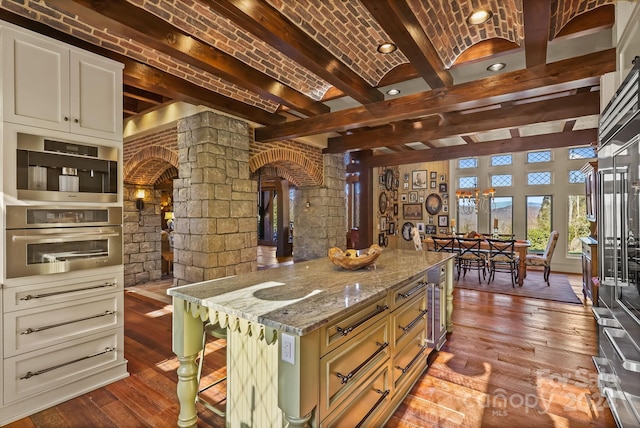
[{"left": 2, "top": 26, "right": 123, "bottom": 141}]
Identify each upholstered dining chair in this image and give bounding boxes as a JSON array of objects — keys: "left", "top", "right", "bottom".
[
  {"left": 456, "top": 237, "right": 486, "bottom": 283},
  {"left": 524, "top": 230, "right": 559, "bottom": 285},
  {"left": 486, "top": 238, "right": 518, "bottom": 287}
]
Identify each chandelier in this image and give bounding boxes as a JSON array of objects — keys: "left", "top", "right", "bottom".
[{"left": 455, "top": 188, "right": 496, "bottom": 215}]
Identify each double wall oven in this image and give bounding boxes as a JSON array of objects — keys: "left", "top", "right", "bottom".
[{"left": 594, "top": 59, "right": 640, "bottom": 427}]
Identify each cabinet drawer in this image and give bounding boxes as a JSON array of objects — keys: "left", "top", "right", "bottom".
[
  {"left": 391, "top": 293, "right": 427, "bottom": 349},
  {"left": 320, "top": 362, "right": 391, "bottom": 428},
  {"left": 4, "top": 329, "right": 122, "bottom": 404},
  {"left": 3, "top": 271, "right": 121, "bottom": 313},
  {"left": 390, "top": 276, "right": 427, "bottom": 310},
  {"left": 392, "top": 327, "right": 428, "bottom": 390},
  {"left": 320, "top": 318, "right": 389, "bottom": 418},
  {"left": 4, "top": 293, "right": 122, "bottom": 357},
  {"left": 320, "top": 295, "right": 389, "bottom": 356}
]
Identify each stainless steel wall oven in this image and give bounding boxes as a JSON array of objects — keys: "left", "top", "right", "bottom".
[
  {"left": 595, "top": 58, "right": 640, "bottom": 427},
  {"left": 5, "top": 206, "right": 122, "bottom": 279}
]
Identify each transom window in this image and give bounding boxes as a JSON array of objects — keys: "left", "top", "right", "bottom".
[
  {"left": 491, "top": 154, "right": 512, "bottom": 166},
  {"left": 459, "top": 158, "right": 478, "bottom": 169},
  {"left": 569, "top": 170, "right": 585, "bottom": 184},
  {"left": 459, "top": 176, "right": 478, "bottom": 188},
  {"left": 527, "top": 151, "right": 552, "bottom": 163},
  {"left": 569, "top": 146, "right": 596, "bottom": 160},
  {"left": 491, "top": 174, "right": 512, "bottom": 187},
  {"left": 528, "top": 172, "right": 552, "bottom": 185}
]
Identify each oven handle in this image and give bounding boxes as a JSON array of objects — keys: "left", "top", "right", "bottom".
[{"left": 12, "top": 232, "right": 121, "bottom": 242}]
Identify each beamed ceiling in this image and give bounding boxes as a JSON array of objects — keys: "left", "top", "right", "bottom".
[{"left": 0, "top": 0, "right": 617, "bottom": 167}]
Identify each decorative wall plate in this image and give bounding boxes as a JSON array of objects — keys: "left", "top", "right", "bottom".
[
  {"left": 379, "top": 192, "right": 387, "bottom": 214},
  {"left": 402, "top": 221, "right": 415, "bottom": 241},
  {"left": 425, "top": 193, "right": 442, "bottom": 215}
]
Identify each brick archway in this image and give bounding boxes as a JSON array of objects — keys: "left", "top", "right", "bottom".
[
  {"left": 249, "top": 147, "right": 322, "bottom": 187},
  {"left": 124, "top": 146, "right": 179, "bottom": 185}
]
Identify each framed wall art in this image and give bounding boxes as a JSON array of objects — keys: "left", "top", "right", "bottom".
[
  {"left": 438, "top": 215, "right": 449, "bottom": 227},
  {"left": 430, "top": 171, "right": 437, "bottom": 179},
  {"left": 409, "top": 191, "right": 418, "bottom": 203},
  {"left": 439, "top": 183, "right": 448, "bottom": 193},
  {"left": 412, "top": 170, "right": 427, "bottom": 189},
  {"left": 403, "top": 203, "right": 423, "bottom": 220},
  {"left": 430, "top": 180, "right": 437, "bottom": 188}
]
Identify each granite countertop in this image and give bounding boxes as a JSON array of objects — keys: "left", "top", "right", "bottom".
[{"left": 168, "top": 249, "right": 454, "bottom": 336}]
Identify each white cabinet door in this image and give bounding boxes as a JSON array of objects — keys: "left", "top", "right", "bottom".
[
  {"left": 71, "top": 51, "right": 122, "bottom": 140},
  {"left": 2, "top": 27, "right": 70, "bottom": 132},
  {"left": 2, "top": 27, "right": 122, "bottom": 141}
]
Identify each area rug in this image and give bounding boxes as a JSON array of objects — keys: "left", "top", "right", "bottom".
[{"left": 454, "top": 269, "right": 582, "bottom": 304}]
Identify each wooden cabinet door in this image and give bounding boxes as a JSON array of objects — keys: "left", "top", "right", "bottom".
[
  {"left": 70, "top": 51, "right": 122, "bottom": 140},
  {"left": 2, "top": 27, "right": 70, "bottom": 131}
]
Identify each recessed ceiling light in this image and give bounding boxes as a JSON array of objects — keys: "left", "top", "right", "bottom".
[
  {"left": 377, "top": 42, "right": 397, "bottom": 54},
  {"left": 468, "top": 9, "right": 493, "bottom": 25},
  {"left": 487, "top": 62, "right": 506, "bottom": 72},
  {"left": 386, "top": 88, "right": 400, "bottom": 96}
]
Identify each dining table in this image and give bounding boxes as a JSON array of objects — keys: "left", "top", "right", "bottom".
[{"left": 424, "top": 236, "right": 531, "bottom": 286}]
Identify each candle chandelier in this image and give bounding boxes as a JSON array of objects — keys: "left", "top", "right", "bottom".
[{"left": 455, "top": 188, "right": 496, "bottom": 215}]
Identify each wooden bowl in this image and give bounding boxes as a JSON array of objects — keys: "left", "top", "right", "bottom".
[{"left": 328, "top": 244, "right": 383, "bottom": 270}]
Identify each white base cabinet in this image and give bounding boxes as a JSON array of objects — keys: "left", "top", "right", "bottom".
[{"left": 0, "top": 267, "right": 129, "bottom": 425}]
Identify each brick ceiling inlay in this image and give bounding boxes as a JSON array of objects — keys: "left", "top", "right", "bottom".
[{"left": 550, "top": 0, "right": 615, "bottom": 37}]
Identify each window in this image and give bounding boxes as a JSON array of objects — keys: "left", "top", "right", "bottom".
[
  {"left": 569, "top": 170, "right": 585, "bottom": 184},
  {"left": 568, "top": 195, "right": 589, "bottom": 255},
  {"left": 491, "top": 154, "right": 512, "bottom": 166},
  {"left": 569, "top": 147, "right": 596, "bottom": 160},
  {"left": 527, "top": 151, "right": 552, "bottom": 163},
  {"left": 491, "top": 197, "right": 513, "bottom": 235},
  {"left": 459, "top": 176, "right": 478, "bottom": 188},
  {"left": 457, "top": 199, "right": 478, "bottom": 233},
  {"left": 459, "top": 158, "right": 478, "bottom": 169},
  {"left": 491, "top": 174, "right": 512, "bottom": 187},
  {"left": 527, "top": 195, "right": 552, "bottom": 252},
  {"left": 528, "top": 172, "right": 552, "bottom": 185}
]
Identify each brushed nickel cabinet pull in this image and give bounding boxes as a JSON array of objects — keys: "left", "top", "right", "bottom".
[
  {"left": 395, "top": 343, "right": 428, "bottom": 375},
  {"left": 20, "top": 346, "right": 116, "bottom": 379},
  {"left": 21, "top": 310, "right": 116, "bottom": 335},
  {"left": 355, "top": 388, "right": 390, "bottom": 428},
  {"left": 19, "top": 282, "right": 117, "bottom": 300},
  {"left": 336, "top": 341, "right": 388, "bottom": 384},
  {"left": 398, "top": 308, "right": 428, "bottom": 333},
  {"left": 397, "top": 280, "right": 427, "bottom": 299},
  {"left": 336, "top": 305, "right": 389, "bottom": 337}
]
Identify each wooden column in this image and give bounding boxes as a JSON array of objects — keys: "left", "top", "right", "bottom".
[{"left": 274, "top": 178, "right": 291, "bottom": 257}]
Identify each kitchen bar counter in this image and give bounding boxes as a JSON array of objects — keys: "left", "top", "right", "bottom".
[{"left": 169, "top": 249, "right": 455, "bottom": 427}]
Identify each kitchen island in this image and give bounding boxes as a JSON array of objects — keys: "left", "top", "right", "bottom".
[{"left": 168, "top": 249, "right": 455, "bottom": 427}]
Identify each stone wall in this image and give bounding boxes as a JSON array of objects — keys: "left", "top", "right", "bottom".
[
  {"left": 292, "top": 153, "right": 346, "bottom": 261},
  {"left": 173, "top": 111, "right": 257, "bottom": 286},
  {"left": 123, "top": 184, "right": 163, "bottom": 286}
]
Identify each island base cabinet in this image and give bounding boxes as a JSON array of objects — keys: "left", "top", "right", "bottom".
[{"left": 320, "top": 362, "right": 392, "bottom": 428}]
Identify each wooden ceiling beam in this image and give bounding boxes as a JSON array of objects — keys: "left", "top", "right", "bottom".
[
  {"left": 256, "top": 49, "right": 614, "bottom": 142},
  {"left": 205, "top": 0, "right": 384, "bottom": 105},
  {"left": 124, "top": 85, "right": 165, "bottom": 105},
  {"left": 59, "top": 0, "right": 327, "bottom": 117},
  {"left": 361, "top": 0, "right": 452, "bottom": 89},
  {"left": 348, "top": 129, "right": 597, "bottom": 170},
  {"left": 523, "top": 0, "right": 551, "bottom": 67},
  {"left": 324, "top": 91, "right": 600, "bottom": 153}
]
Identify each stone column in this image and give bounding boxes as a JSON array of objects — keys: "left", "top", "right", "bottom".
[
  {"left": 173, "top": 111, "right": 257, "bottom": 285},
  {"left": 293, "top": 154, "right": 346, "bottom": 261}
]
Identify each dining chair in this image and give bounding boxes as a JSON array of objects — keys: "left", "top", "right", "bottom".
[
  {"left": 196, "top": 321, "right": 227, "bottom": 417},
  {"left": 524, "top": 230, "right": 559, "bottom": 285},
  {"left": 455, "top": 237, "right": 486, "bottom": 283},
  {"left": 431, "top": 236, "right": 459, "bottom": 277},
  {"left": 486, "top": 238, "right": 518, "bottom": 287}
]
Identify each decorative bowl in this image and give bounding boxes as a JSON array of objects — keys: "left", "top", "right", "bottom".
[{"left": 328, "top": 244, "right": 383, "bottom": 270}]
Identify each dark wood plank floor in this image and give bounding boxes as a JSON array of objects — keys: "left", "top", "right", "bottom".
[{"left": 6, "top": 278, "right": 615, "bottom": 427}]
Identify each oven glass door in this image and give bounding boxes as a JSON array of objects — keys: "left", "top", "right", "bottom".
[
  {"left": 6, "top": 206, "right": 121, "bottom": 229},
  {"left": 6, "top": 226, "right": 122, "bottom": 278}
]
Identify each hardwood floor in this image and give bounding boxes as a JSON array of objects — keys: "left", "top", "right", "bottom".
[{"left": 6, "top": 258, "right": 615, "bottom": 427}]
